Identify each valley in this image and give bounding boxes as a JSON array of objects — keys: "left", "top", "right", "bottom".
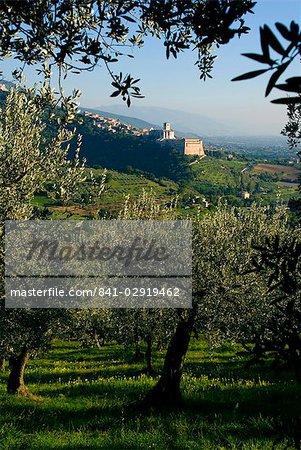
[{"left": 33, "top": 157, "right": 300, "bottom": 219}]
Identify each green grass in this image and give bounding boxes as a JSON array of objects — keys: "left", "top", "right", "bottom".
[
  {"left": 97, "top": 169, "right": 179, "bottom": 211},
  {"left": 32, "top": 169, "right": 182, "bottom": 218},
  {"left": 190, "top": 158, "right": 299, "bottom": 205},
  {"left": 191, "top": 158, "right": 247, "bottom": 189},
  {"left": 32, "top": 194, "right": 60, "bottom": 208},
  {"left": 32, "top": 160, "right": 300, "bottom": 218},
  {"left": 0, "top": 339, "right": 300, "bottom": 449}
]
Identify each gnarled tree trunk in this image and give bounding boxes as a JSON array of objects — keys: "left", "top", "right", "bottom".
[
  {"left": 134, "top": 340, "right": 142, "bottom": 360},
  {"left": 7, "top": 346, "right": 30, "bottom": 395},
  {"left": 93, "top": 330, "right": 102, "bottom": 350},
  {"left": 142, "top": 308, "right": 196, "bottom": 408},
  {"left": 0, "top": 351, "right": 5, "bottom": 373},
  {"left": 156, "top": 341, "right": 164, "bottom": 352},
  {"left": 145, "top": 337, "right": 155, "bottom": 376},
  {"left": 288, "top": 334, "right": 301, "bottom": 384}
]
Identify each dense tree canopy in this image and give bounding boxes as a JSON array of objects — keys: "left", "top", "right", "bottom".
[
  {"left": 0, "top": 88, "right": 86, "bottom": 395},
  {"left": 0, "top": 0, "right": 255, "bottom": 108}
]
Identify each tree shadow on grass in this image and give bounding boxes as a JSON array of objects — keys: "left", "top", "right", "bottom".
[
  {"left": 184, "top": 356, "right": 295, "bottom": 384},
  {"left": 1, "top": 376, "right": 299, "bottom": 434},
  {"left": 46, "top": 348, "right": 123, "bottom": 364},
  {"left": 1, "top": 343, "right": 299, "bottom": 449},
  {"left": 183, "top": 383, "right": 301, "bottom": 417},
  {"left": 23, "top": 363, "right": 151, "bottom": 385}
]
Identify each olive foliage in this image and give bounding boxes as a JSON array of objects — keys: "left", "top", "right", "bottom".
[
  {"left": 0, "top": 88, "right": 86, "bottom": 394},
  {"left": 0, "top": 0, "right": 255, "bottom": 109},
  {"left": 232, "top": 20, "right": 301, "bottom": 106}
]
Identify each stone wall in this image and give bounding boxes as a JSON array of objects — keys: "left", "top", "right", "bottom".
[
  {"left": 158, "top": 137, "right": 205, "bottom": 156},
  {"left": 184, "top": 138, "right": 205, "bottom": 156}
]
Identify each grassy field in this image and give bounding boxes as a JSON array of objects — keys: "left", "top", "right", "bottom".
[
  {"left": 251, "top": 163, "right": 300, "bottom": 205},
  {"left": 32, "top": 160, "right": 300, "bottom": 218},
  {"left": 32, "top": 168, "right": 201, "bottom": 218},
  {"left": 0, "top": 340, "right": 300, "bottom": 450},
  {"left": 32, "top": 169, "right": 183, "bottom": 219},
  {"left": 252, "top": 164, "right": 300, "bottom": 180},
  {"left": 97, "top": 170, "right": 179, "bottom": 211},
  {"left": 191, "top": 158, "right": 248, "bottom": 189},
  {"left": 190, "top": 159, "right": 299, "bottom": 205}
]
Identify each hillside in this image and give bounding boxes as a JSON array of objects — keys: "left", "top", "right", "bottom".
[
  {"left": 189, "top": 158, "right": 300, "bottom": 205},
  {"left": 96, "top": 104, "right": 232, "bottom": 136},
  {"left": 0, "top": 80, "right": 299, "bottom": 212},
  {"left": 82, "top": 107, "right": 200, "bottom": 138},
  {"left": 33, "top": 168, "right": 196, "bottom": 219},
  {"left": 33, "top": 158, "right": 300, "bottom": 220},
  {"left": 252, "top": 163, "right": 300, "bottom": 181},
  {"left": 72, "top": 119, "right": 192, "bottom": 182},
  {"left": 83, "top": 107, "right": 160, "bottom": 131}
]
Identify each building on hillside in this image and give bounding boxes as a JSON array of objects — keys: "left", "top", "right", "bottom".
[
  {"left": 84, "top": 111, "right": 149, "bottom": 136},
  {"left": 154, "top": 122, "right": 205, "bottom": 157},
  {"left": 183, "top": 138, "right": 205, "bottom": 156},
  {"left": 241, "top": 191, "right": 250, "bottom": 200},
  {"left": 163, "top": 122, "right": 176, "bottom": 140}
]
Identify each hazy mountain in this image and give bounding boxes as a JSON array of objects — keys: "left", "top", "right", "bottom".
[
  {"left": 82, "top": 107, "right": 160, "bottom": 131},
  {"left": 94, "top": 104, "right": 234, "bottom": 136},
  {"left": 82, "top": 106, "right": 201, "bottom": 138}
]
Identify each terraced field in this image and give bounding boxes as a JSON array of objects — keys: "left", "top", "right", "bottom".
[
  {"left": 252, "top": 164, "right": 300, "bottom": 181},
  {"left": 32, "top": 160, "right": 300, "bottom": 218}
]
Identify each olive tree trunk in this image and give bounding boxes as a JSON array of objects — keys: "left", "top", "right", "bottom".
[
  {"left": 93, "top": 330, "right": 102, "bottom": 350},
  {"left": 134, "top": 340, "right": 142, "bottom": 360},
  {"left": 142, "top": 309, "right": 196, "bottom": 408},
  {"left": 0, "top": 351, "right": 5, "bottom": 373},
  {"left": 7, "top": 347, "right": 30, "bottom": 395},
  {"left": 145, "top": 337, "right": 155, "bottom": 376},
  {"left": 288, "top": 334, "right": 301, "bottom": 384}
]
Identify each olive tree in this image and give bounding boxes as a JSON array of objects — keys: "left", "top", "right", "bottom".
[
  {"left": 0, "top": 87, "right": 85, "bottom": 395},
  {"left": 243, "top": 228, "right": 301, "bottom": 382},
  {"left": 142, "top": 205, "right": 288, "bottom": 407},
  {"left": 113, "top": 308, "right": 178, "bottom": 375},
  {"left": 232, "top": 20, "right": 301, "bottom": 376},
  {"left": 232, "top": 20, "right": 301, "bottom": 107},
  {"left": 70, "top": 309, "right": 114, "bottom": 349},
  {"left": 0, "top": 0, "right": 255, "bottom": 112},
  {"left": 113, "top": 191, "right": 179, "bottom": 374},
  {"left": 232, "top": 20, "right": 301, "bottom": 185}
]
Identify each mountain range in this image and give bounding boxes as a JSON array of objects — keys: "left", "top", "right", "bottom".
[
  {"left": 83, "top": 107, "right": 160, "bottom": 131},
  {"left": 82, "top": 104, "right": 233, "bottom": 137}
]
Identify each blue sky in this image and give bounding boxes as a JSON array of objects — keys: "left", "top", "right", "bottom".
[{"left": 2, "top": 1, "right": 301, "bottom": 135}]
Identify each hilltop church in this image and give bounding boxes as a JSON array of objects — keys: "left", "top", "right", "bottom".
[{"left": 149, "top": 122, "right": 205, "bottom": 157}]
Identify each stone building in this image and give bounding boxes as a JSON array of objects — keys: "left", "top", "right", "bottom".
[
  {"left": 154, "top": 122, "right": 205, "bottom": 157},
  {"left": 183, "top": 138, "right": 205, "bottom": 156},
  {"left": 241, "top": 191, "right": 250, "bottom": 200},
  {"left": 163, "top": 122, "right": 175, "bottom": 140}
]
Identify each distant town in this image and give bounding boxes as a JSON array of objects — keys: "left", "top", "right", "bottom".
[
  {"left": 84, "top": 111, "right": 205, "bottom": 157},
  {"left": 84, "top": 110, "right": 150, "bottom": 136}
]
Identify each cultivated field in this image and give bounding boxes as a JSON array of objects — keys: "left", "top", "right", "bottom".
[{"left": 252, "top": 164, "right": 300, "bottom": 181}]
